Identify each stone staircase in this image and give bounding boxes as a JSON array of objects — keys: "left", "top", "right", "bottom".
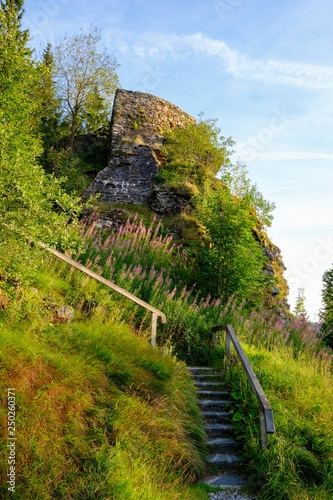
[{"left": 188, "top": 366, "right": 247, "bottom": 489}]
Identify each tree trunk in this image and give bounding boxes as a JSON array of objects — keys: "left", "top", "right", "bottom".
[{"left": 69, "top": 109, "right": 78, "bottom": 154}]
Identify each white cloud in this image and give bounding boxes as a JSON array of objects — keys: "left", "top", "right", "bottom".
[
  {"left": 126, "top": 32, "right": 333, "bottom": 89},
  {"left": 233, "top": 151, "right": 333, "bottom": 161}
]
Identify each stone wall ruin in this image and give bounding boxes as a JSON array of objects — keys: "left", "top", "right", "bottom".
[{"left": 83, "top": 89, "right": 195, "bottom": 204}]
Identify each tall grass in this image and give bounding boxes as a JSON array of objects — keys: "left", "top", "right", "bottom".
[
  {"left": 76, "top": 214, "right": 227, "bottom": 363},
  {"left": 76, "top": 214, "right": 333, "bottom": 369},
  {"left": 0, "top": 315, "right": 208, "bottom": 499},
  {"left": 0, "top": 236, "right": 211, "bottom": 498}
]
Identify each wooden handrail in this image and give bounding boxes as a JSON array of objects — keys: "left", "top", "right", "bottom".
[
  {"left": 37, "top": 242, "right": 166, "bottom": 346},
  {"left": 212, "top": 324, "right": 275, "bottom": 448}
]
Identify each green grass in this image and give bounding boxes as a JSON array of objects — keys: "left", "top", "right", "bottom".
[
  {"left": 1, "top": 221, "right": 333, "bottom": 499},
  {"left": 215, "top": 337, "right": 333, "bottom": 500},
  {"left": 0, "top": 249, "right": 209, "bottom": 499},
  {"left": 0, "top": 317, "right": 208, "bottom": 499}
]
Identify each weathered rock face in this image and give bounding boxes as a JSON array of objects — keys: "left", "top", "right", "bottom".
[
  {"left": 84, "top": 145, "right": 159, "bottom": 203},
  {"left": 253, "top": 228, "right": 290, "bottom": 309},
  {"left": 147, "top": 186, "right": 193, "bottom": 215},
  {"left": 83, "top": 89, "right": 195, "bottom": 203}
]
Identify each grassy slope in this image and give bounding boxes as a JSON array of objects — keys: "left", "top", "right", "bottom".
[{"left": 0, "top": 258, "right": 209, "bottom": 499}]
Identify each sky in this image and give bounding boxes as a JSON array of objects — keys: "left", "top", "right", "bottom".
[{"left": 22, "top": 0, "right": 333, "bottom": 320}]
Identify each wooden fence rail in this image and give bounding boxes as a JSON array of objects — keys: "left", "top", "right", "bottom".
[{"left": 38, "top": 242, "right": 167, "bottom": 346}]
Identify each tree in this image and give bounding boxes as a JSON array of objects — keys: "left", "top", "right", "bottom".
[
  {"left": 0, "top": 0, "right": 80, "bottom": 258},
  {"left": 161, "top": 118, "right": 275, "bottom": 229},
  {"left": 220, "top": 161, "right": 275, "bottom": 228},
  {"left": 160, "top": 114, "right": 274, "bottom": 307},
  {"left": 52, "top": 27, "right": 119, "bottom": 153},
  {"left": 194, "top": 188, "right": 269, "bottom": 307},
  {"left": 37, "top": 43, "right": 65, "bottom": 169},
  {"left": 161, "top": 117, "right": 234, "bottom": 185},
  {"left": 294, "top": 288, "right": 309, "bottom": 321},
  {"left": 320, "top": 266, "right": 333, "bottom": 347}
]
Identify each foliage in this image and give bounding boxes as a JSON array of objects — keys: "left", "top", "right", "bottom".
[
  {"left": 294, "top": 288, "right": 309, "bottom": 322},
  {"left": 52, "top": 26, "right": 119, "bottom": 152},
  {"left": 212, "top": 304, "right": 333, "bottom": 500},
  {"left": 194, "top": 188, "right": 270, "bottom": 307},
  {"left": 0, "top": 243, "right": 208, "bottom": 498},
  {"left": 41, "top": 148, "right": 93, "bottom": 194},
  {"left": 155, "top": 115, "right": 275, "bottom": 309},
  {"left": 37, "top": 43, "right": 66, "bottom": 162},
  {"left": 161, "top": 117, "right": 275, "bottom": 229},
  {"left": 320, "top": 266, "right": 333, "bottom": 348},
  {"left": 0, "top": 0, "right": 81, "bottom": 254},
  {"left": 225, "top": 348, "right": 333, "bottom": 500},
  {"left": 220, "top": 160, "right": 276, "bottom": 228},
  {"left": 75, "top": 124, "right": 112, "bottom": 173},
  {"left": 161, "top": 116, "right": 234, "bottom": 185},
  {"left": 3, "top": 8, "right": 332, "bottom": 499},
  {"left": 1, "top": 205, "right": 333, "bottom": 499},
  {"left": 78, "top": 215, "right": 221, "bottom": 362}
]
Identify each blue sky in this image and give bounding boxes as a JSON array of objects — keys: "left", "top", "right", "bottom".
[{"left": 23, "top": 0, "right": 333, "bottom": 319}]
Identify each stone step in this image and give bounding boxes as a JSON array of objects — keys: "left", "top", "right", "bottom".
[
  {"left": 196, "top": 390, "right": 230, "bottom": 399},
  {"left": 202, "top": 472, "right": 247, "bottom": 488},
  {"left": 189, "top": 366, "right": 248, "bottom": 491},
  {"left": 207, "top": 437, "right": 241, "bottom": 453},
  {"left": 194, "top": 381, "right": 226, "bottom": 388},
  {"left": 205, "top": 423, "right": 233, "bottom": 437},
  {"left": 198, "top": 399, "right": 232, "bottom": 411},
  {"left": 201, "top": 410, "right": 230, "bottom": 423},
  {"left": 187, "top": 366, "right": 216, "bottom": 372},
  {"left": 208, "top": 453, "right": 242, "bottom": 469},
  {"left": 191, "top": 373, "right": 223, "bottom": 379}
]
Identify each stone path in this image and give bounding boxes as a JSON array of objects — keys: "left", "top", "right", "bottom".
[{"left": 187, "top": 367, "right": 254, "bottom": 497}]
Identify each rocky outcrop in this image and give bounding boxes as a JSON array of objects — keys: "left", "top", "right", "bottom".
[
  {"left": 83, "top": 145, "right": 159, "bottom": 203},
  {"left": 253, "top": 228, "right": 289, "bottom": 308},
  {"left": 82, "top": 88, "right": 289, "bottom": 312},
  {"left": 83, "top": 89, "right": 195, "bottom": 204},
  {"left": 147, "top": 185, "right": 193, "bottom": 215}
]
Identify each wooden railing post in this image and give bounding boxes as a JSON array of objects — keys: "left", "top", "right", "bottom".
[
  {"left": 151, "top": 312, "right": 157, "bottom": 347},
  {"left": 225, "top": 327, "right": 231, "bottom": 359},
  {"left": 259, "top": 409, "right": 267, "bottom": 449}
]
